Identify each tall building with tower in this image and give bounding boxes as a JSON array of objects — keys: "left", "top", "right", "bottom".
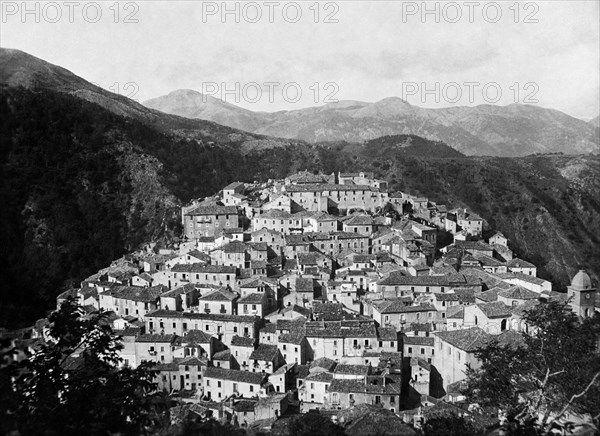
[{"left": 567, "top": 270, "right": 597, "bottom": 319}]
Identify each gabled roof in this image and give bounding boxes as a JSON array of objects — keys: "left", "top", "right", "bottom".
[
  {"left": 170, "top": 264, "right": 236, "bottom": 274},
  {"left": 295, "top": 277, "right": 315, "bottom": 293},
  {"left": 112, "top": 285, "right": 166, "bottom": 303},
  {"left": 506, "top": 258, "right": 536, "bottom": 268},
  {"left": 198, "top": 289, "right": 238, "bottom": 301},
  {"left": 135, "top": 334, "right": 180, "bottom": 343},
  {"left": 250, "top": 344, "right": 280, "bottom": 361},
  {"left": 212, "top": 350, "right": 232, "bottom": 361},
  {"left": 476, "top": 301, "right": 512, "bottom": 318},
  {"left": 374, "top": 301, "right": 436, "bottom": 314},
  {"left": 334, "top": 364, "right": 370, "bottom": 376},
  {"left": 403, "top": 336, "right": 434, "bottom": 346},
  {"left": 345, "top": 215, "right": 374, "bottom": 226},
  {"left": 310, "top": 357, "right": 337, "bottom": 372},
  {"left": 204, "top": 367, "right": 266, "bottom": 384},
  {"left": 498, "top": 285, "right": 539, "bottom": 300},
  {"left": 230, "top": 335, "right": 256, "bottom": 347},
  {"left": 186, "top": 205, "right": 238, "bottom": 216},
  {"left": 435, "top": 327, "right": 490, "bottom": 352},
  {"left": 238, "top": 293, "right": 265, "bottom": 304},
  {"left": 183, "top": 330, "right": 213, "bottom": 344},
  {"left": 377, "top": 327, "right": 398, "bottom": 341},
  {"left": 378, "top": 272, "right": 449, "bottom": 287}
]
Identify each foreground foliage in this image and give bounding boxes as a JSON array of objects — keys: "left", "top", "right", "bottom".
[
  {"left": 1, "top": 298, "right": 158, "bottom": 435},
  {"left": 465, "top": 301, "right": 600, "bottom": 434}
]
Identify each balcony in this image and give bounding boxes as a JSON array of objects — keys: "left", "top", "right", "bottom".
[
  {"left": 204, "top": 308, "right": 211, "bottom": 314},
  {"left": 219, "top": 308, "right": 227, "bottom": 314},
  {"left": 148, "top": 350, "right": 157, "bottom": 356}
]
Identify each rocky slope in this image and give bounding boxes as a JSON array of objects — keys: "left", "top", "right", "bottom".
[{"left": 144, "top": 90, "right": 599, "bottom": 157}]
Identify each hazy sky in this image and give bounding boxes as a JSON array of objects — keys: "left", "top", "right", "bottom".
[{"left": 2, "top": 0, "right": 599, "bottom": 118}]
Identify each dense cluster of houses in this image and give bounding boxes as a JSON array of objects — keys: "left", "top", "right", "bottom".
[{"left": 5, "top": 170, "right": 598, "bottom": 431}]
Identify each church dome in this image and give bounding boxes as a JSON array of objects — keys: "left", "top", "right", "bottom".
[{"left": 571, "top": 270, "right": 593, "bottom": 290}]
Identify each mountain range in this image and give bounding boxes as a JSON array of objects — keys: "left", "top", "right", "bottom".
[
  {"left": 0, "top": 48, "right": 599, "bottom": 327},
  {"left": 144, "top": 89, "right": 600, "bottom": 157}
]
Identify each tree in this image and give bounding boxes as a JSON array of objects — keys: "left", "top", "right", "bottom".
[
  {"left": 1, "top": 297, "right": 159, "bottom": 435},
  {"left": 421, "top": 414, "right": 480, "bottom": 436},
  {"left": 464, "top": 300, "right": 600, "bottom": 433}
]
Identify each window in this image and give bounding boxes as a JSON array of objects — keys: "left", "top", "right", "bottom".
[
  {"left": 421, "top": 348, "right": 425, "bottom": 355},
  {"left": 206, "top": 380, "right": 210, "bottom": 386},
  {"left": 408, "top": 347, "right": 412, "bottom": 353},
  {"left": 250, "top": 386, "right": 254, "bottom": 392},
  {"left": 217, "top": 381, "right": 221, "bottom": 388}
]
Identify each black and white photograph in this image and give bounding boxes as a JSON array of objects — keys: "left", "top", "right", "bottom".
[{"left": 1, "top": 1, "right": 599, "bottom": 435}]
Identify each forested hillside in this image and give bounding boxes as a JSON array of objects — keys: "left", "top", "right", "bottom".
[{"left": 1, "top": 86, "right": 598, "bottom": 327}]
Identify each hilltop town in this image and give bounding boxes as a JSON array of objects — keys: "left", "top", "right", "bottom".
[{"left": 7, "top": 170, "right": 598, "bottom": 432}]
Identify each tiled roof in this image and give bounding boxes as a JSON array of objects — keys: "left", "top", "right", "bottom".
[
  {"left": 198, "top": 289, "right": 238, "bottom": 301},
  {"left": 477, "top": 301, "right": 512, "bottom": 318},
  {"left": 231, "top": 335, "right": 256, "bottom": 347},
  {"left": 434, "top": 293, "right": 460, "bottom": 301},
  {"left": 498, "top": 286, "right": 539, "bottom": 300},
  {"left": 186, "top": 205, "right": 238, "bottom": 216},
  {"left": 260, "top": 323, "right": 277, "bottom": 334},
  {"left": 345, "top": 215, "right": 374, "bottom": 226},
  {"left": 507, "top": 258, "right": 535, "bottom": 268},
  {"left": 221, "top": 241, "right": 248, "bottom": 253},
  {"left": 204, "top": 367, "right": 266, "bottom": 384},
  {"left": 374, "top": 301, "right": 436, "bottom": 314},
  {"left": 453, "top": 241, "right": 493, "bottom": 251},
  {"left": 328, "top": 377, "right": 401, "bottom": 394},
  {"left": 295, "top": 277, "right": 315, "bottom": 293},
  {"left": 183, "top": 329, "right": 213, "bottom": 344},
  {"left": 285, "top": 183, "right": 375, "bottom": 193},
  {"left": 310, "top": 357, "right": 337, "bottom": 372},
  {"left": 250, "top": 344, "right": 280, "bottom": 361},
  {"left": 377, "top": 327, "right": 398, "bottom": 341},
  {"left": 305, "top": 372, "right": 334, "bottom": 382},
  {"left": 238, "top": 293, "right": 264, "bottom": 304},
  {"left": 135, "top": 334, "right": 179, "bottom": 343},
  {"left": 334, "top": 364, "right": 370, "bottom": 375},
  {"left": 287, "top": 171, "right": 330, "bottom": 184},
  {"left": 223, "top": 182, "right": 245, "bottom": 191},
  {"left": 476, "top": 289, "right": 499, "bottom": 303},
  {"left": 446, "top": 306, "right": 464, "bottom": 319},
  {"left": 170, "top": 264, "right": 236, "bottom": 274},
  {"left": 146, "top": 309, "right": 257, "bottom": 323},
  {"left": 435, "top": 327, "right": 490, "bottom": 352},
  {"left": 403, "top": 336, "right": 435, "bottom": 346},
  {"left": 378, "top": 272, "right": 449, "bottom": 286},
  {"left": 305, "top": 321, "right": 377, "bottom": 338},
  {"left": 113, "top": 285, "right": 165, "bottom": 303},
  {"left": 452, "top": 288, "right": 477, "bottom": 304},
  {"left": 212, "top": 350, "right": 231, "bottom": 361}
]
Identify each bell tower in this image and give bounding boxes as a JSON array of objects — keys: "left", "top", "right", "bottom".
[{"left": 567, "top": 270, "right": 596, "bottom": 319}]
